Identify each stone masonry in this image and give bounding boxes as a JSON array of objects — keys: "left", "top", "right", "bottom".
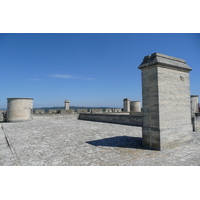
[
  {"left": 138, "top": 53, "right": 193, "bottom": 150},
  {"left": 1, "top": 115, "right": 200, "bottom": 166},
  {"left": 64, "top": 100, "right": 70, "bottom": 110},
  {"left": 123, "top": 98, "right": 130, "bottom": 112}
]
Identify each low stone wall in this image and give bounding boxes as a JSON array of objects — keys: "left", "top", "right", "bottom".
[
  {"left": 90, "top": 109, "right": 103, "bottom": 114},
  {"left": 58, "top": 109, "right": 74, "bottom": 114},
  {"left": 78, "top": 113, "right": 143, "bottom": 126},
  {"left": 104, "top": 112, "right": 130, "bottom": 115},
  {"left": 33, "top": 114, "right": 79, "bottom": 121},
  {"left": 77, "top": 109, "right": 88, "bottom": 114},
  {"left": 34, "top": 109, "right": 45, "bottom": 114}
]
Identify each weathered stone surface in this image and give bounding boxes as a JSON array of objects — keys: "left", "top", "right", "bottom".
[
  {"left": 123, "top": 98, "right": 130, "bottom": 112},
  {"left": 139, "top": 53, "right": 193, "bottom": 150},
  {"left": 89, "top": 109, "right": 103, "bottom": 114},
  {"left": 47, "top": 109, "right": 59, "bottom": 114},
  {"left": 0, "top": 115, "right": 200, "bottom": 166},
  {"left": 64, "top": 100, "right": 70, "bottom": 110},
  {"left": 112, "top": 108, "right": 122, "bottom": 112},
  {"left": 34, "top": 109, "right": 45, "bottom": 114},
  {"left": 130, "top": 101, "right": 141, "bottom": 113},
  {"left": 105, "top": 109, "right": 112, "bottom": 112},
  {"left": 139, "top": 53, "right": 192, "bottom": 71},
  {"left": 79, "top": 113, "right": 143, "bottom": 126},
  {"left": 105, "top": 108, "right": 122, "bottom": 113},
  {"left": 77, "top": 109, "right": 88, "bottom": 114},
  {"left": 58, "top": 109, "right": 74, "bottom": 114},
  {"left": 7, "top": 98, "right": 33, "bottom": 122}
]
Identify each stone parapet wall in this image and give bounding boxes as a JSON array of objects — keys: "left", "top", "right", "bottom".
[
  {"left": 89, "top": 109, "right": 103, "bottom": 114},
  {"left": 77, "top": 109, "right": 88, "bottom": 114},
  {"left": 105, "top": 108, "right": 122, "bottom": 113},
  {"left": 104, "top": 112, "right": 130, "bottom": 115},
  {"left": 78, "top": 113, "right": 143, "bottom": 126},
  {"left": 34, "top": 109, "right": 45, "bottom": 114},
  {"left": 33, "top": 113, "right": 79, "bottom": 121}
]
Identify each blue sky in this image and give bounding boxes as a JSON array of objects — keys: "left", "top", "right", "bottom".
[{"left": 0, "top": 33, "right": 200, "bottom": 109}]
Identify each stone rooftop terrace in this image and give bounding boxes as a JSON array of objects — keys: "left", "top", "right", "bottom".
[{"left": 0, "top": 114, "right": 200, "bottom": 166}]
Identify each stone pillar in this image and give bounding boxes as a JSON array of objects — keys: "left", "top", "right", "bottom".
[
  {"left": 130, "top": 101, "right": 141, "bottom": 113},
  {"left": 138, "top": 53, "right": 193, "bottom": 150},
  {"left": 64, "top": 100, "right": 70, "bottom": 110},
  {"left": 190, "top": 95, "right": 199, "bottom": 117},
  {"left": 123, "top": 98, "right": 130, "bottom": 112},
  {"left": 7, "top": 98, "right": 33, "bottom": 122}
]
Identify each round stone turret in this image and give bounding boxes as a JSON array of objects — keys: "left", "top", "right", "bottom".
[
  {"left": 7, "top": 98, "right": 33, "bottom": 122},
  {"left": 130, "top": 101, "right": 141, "bottom": 113}
]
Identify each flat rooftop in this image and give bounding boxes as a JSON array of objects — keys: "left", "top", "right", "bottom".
[{"left": 0, "top": 114, "right": 200, "bottom": 166}]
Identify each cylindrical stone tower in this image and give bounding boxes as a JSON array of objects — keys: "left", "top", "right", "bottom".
[
  {"left": 191, "top": 95, "right": 199, "bottom": 117},
  {"left": 64, "top": 100, "right": 70, "bottom": 110},
  {"left": 7, "top": 98, "right": 33, "bottom": 122},
  {"left": 130, "top": 101, "right": 141, "bottom": 113},
  {"left": 123, "top": 98, "right": 130, "bottom": 112}
]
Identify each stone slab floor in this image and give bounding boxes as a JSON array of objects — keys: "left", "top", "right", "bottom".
[{"left": 0, "top": 115, "right": 200, "bottom": 166}]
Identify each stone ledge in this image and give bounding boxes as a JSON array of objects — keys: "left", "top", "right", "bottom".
[{"left": 138, "top": 52, "right": 192, "bottom": 72}]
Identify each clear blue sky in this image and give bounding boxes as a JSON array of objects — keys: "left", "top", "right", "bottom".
[{"left": 0, "top": 33, "right": 200, "bottom": 109}]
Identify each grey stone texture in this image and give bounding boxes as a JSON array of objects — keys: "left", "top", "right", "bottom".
[
  {"left": 105, "top": 108, "right": 122, "bottom": 113},
  {"left": 113, "top": 108, "right": 122, "bottom": 112},
  {"left": 79, "top": 113, "right": 143, "bottom": 126},
  {"left": 47, "top": 109, "right": 59, "bottom": 114},
  {"left": 138, "top": 53, "right": 193, "bottom": 150},
  {"left": 90, "top": 109, "right": 103, "bottom": 114},
  {"left": 77, "top": 109, "right": 88, "bottom": 114},
  {"left": 139, "top": 53, "right": 192, "bottom": 71},
  {"left": 105, "top": 109, "right": 113, "bottom": 112},
  {"left": 130, "top": 101, "right": 141, "bottom": 113},
  {"left": 59, "top": 109, "right": 74, "bottom": 114},
  {"left": 7, "top": 98, "right": 33, "bottom": 122},
  {"left": 123, "top": 98, "right": 130, "bottom": 112},
  {"left": 64, "top": 100, "right": 70, "bottom": 110},
  {"left": 0, "top": 115, "right": 200, "bottom": 166},
  {"left": 34, "top": 109, "right": 45, "bottom": 114}
]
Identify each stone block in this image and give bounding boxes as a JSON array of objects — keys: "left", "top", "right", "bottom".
[
  {"left": 47, "top": 109, "right": 59, "bottom": 114},
  {"left": 59, "top": 109, "right": 74, "bottom": 114},
  {"left": 90, "top": 109, "right": 103, "bottom": 114},
  {"left": 112, "top": 108, "right": 122, "bottom": 112},
  {"left": 34, "top": 109, "right": 45, "bottom": 114},
  {"left": 105, "top": 109, "right": 112, "bottom": 112},
  {"left": 77, "top": 109, "right": 88, "bottom": 114}
]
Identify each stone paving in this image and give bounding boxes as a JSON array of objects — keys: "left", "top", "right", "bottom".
[{"left": 0, "top": 114, "right": 200, "bottom": 166}]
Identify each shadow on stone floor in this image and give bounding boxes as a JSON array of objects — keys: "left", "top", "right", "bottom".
[{"left": 86, "top": 136, "right": 151, "bottom": 150}]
